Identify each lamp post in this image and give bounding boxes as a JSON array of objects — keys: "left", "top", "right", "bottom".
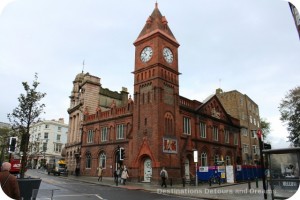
[
  {"left": 193, "top": 150, "right": 198, "bottom": 186},
  {"left": 257, "top": 129, "right": 267, "bottom": 199}
]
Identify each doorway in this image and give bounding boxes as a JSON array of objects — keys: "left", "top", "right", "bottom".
[
  {"left": 185, "top": 158, "right": 190, "bottom": 180},
  {"left": 143, "top": 158, "right": 152, "bottom": 182}
]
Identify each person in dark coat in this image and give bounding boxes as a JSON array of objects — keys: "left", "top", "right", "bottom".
[
  {"left": 160, "top": 167, "right": 168, "bottom": 188},
  {"left": 0, "top": 162, "right": 20, "bottom": 200}
]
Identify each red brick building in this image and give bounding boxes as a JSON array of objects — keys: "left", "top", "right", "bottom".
[{"left": 75, "top": 3, "right": 242, "bottom": 183}]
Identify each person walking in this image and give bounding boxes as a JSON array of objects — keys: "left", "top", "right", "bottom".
[
  {"left": 160, "top": 167, "right": 168, "bottom": 188},
  {"left": 0, "top": 162, "right": 20, "bottom": 200},
  {"left": 97, "top": 166, "right": 103, "bottom": 181},
  {"left": 121, "top": 166, "right": 129, "bottom": 185}
]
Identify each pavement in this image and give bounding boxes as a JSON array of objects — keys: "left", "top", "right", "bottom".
[{"left": 30, "top": 169, "right": 299, "bottom": 200}]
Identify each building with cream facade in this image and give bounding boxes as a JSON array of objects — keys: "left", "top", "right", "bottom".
[{"left": 28, "top": 118, "right": 68, "bottom": 168}]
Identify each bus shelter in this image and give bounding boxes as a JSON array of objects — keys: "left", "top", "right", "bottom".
[{"left": 263, "top": 147, "right": 300, "bottom": 200}]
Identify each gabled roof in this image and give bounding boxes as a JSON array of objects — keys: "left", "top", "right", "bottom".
[
  {"left": 196, "top": 94, "right": 236, "bottom": 125},
  {"left": 134, "top": 3, "right": 178, "bottom": 45}
]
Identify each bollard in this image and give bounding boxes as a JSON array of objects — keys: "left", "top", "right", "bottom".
[
  {"left": 116, "top": 178, "right": 118, "bottom": 186},
  {"left": 248, "top": 179, "right": 251, "bottom": 189},
  {"left": 209, "top": 179, "right": 212, "bottom": 186},
  {"left": 182, "top": 178, "right": 185, "bottom": 187},
  {"left": 170, "top": 178, "right": 173, "bottom": 187},
  {"left": 256, "top": 177, "right": 259, "bottom": 188}
]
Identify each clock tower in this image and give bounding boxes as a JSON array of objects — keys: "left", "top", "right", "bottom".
[{"left": 131, "top": 3, "right": 182, "bottom": 182}]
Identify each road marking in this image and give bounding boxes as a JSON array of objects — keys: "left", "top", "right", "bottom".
[{"left": 54, "top": 194, "right": 104, "bottom": 197}]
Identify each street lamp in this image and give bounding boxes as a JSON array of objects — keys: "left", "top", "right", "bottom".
[
  {"left": 257, "top": 129, "right": 267, "bottom": 199},
  {"left": 193, "top": 150, "right": 198, "bottom": 186}
]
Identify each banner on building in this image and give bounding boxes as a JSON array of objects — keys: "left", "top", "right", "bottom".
[{"left": 163, "top": 138, "right": 177, "bottom": 153}]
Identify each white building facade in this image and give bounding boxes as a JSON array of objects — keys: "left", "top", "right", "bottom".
[{"left": 28, "top": 118, "right": 68, "bottom": 169}]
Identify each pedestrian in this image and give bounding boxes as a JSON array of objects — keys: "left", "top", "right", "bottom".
[
  {"left": 97, "top": 166, "right": 103, "bottom": 181},
  {"left": 0, "top": 162, "right": 20, "bottom": 200},
  {"left": 160, "top": 167, "right": 168, "bottom": 188},
  {"left": 116, "top": 167, "right": 121, "bottom": 183},
  {"left": 114, "top": 169, "right": 118, "bottom": 182},
  {"left": 121, "top": 166, "right": 129, "bottom": 185}
]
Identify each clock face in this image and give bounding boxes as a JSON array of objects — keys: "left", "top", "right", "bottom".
[
  {"left": 163, "top": 47, "right": 173, "bottom": 64},
  {"left": 140, "top": 46, "right": 153, "bottom": 63}
]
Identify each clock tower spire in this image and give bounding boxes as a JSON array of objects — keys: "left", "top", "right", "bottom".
[{"left": 131, "top": 3, "right": 181, "bottom": 176}]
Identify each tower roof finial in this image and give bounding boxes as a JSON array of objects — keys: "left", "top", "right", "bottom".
[
  {"left": 155, "top": 1, "right": 158, "bottom": 9},
  {"left": 82, "top": 60, "right": 85, "bottom": 73}
]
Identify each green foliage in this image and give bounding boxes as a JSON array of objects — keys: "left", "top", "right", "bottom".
[
  {"left": 0, "top": 127, "right": 11, "bottom": 163},
  {"left": 260, "top": 118, "right": 271, "bottom": 139},
  {"left": 279, "top": 86, "right": 300, "bottom": 146},
  {"left": 7, "top": 73, "right": 46, "bottom": 178}
]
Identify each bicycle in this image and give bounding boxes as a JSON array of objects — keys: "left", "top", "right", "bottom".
[{"left": 209, "top": 174, "right": 221, "bottom": 186}]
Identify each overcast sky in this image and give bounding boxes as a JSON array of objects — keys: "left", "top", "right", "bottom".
[{"left": 0, "top": 0, "right": 299, "bottom": 149}]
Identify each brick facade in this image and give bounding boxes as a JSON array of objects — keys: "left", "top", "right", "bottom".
[
  {"left": 216, "top": 89, "right": 260, "bottom": 165},
  {"left": 66, "top": 4, "right": 242, "bottom": 183}
]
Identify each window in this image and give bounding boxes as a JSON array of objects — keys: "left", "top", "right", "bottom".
[
  {"left": 213, "top": 126, "right": 218, "bottom": 141},
  {"left": 243, "top": 144, "right": 249, "bottom": 153},
  {"left": 57, "top": 135, "right": 61, "bottom": 141},
  {"left": 252, "top": 145, "right": 258, "bottom": 154},
  {"left": 250, "top": 115, "right": 253, "bottom": 123},
  {"left": 183, "top": 117, "right": 191, "bottom": 135},
  {"left": 240, "top": 97, "right": 243, "bottom": 105},
  {"left": 99, "top": 153, "right": 106, "bottom": 169},
  {"left": 58, "top": 127, "right": 61, "bottom": 131},
  {"left": 42, "top": 143, "right": 47, "bottom": 152},
  {"left": 165, "top": 114, "right": 174, "bottom": 135},
  {"left": 242, "top": 128, "right": 248, "bottom": 136},
  {"left": 45, "top": 124, "right": 49, "bottom": 129},
  {"left": 234, "top": 133, "right": 238, "bottom": 145},
  {"left": 87, "top": 130, "right": 94, "bottom": 143},
  {"left": 86, "top": 152, "right": 92, "bottom": 169},
  {"left": 226, "top": 155, "right": 231, "bottom": 165},
  {"left": 101, "top": 127, "right": 108, "bottom": 142},
  {"left": 54, "top": 143, "right": 62, "bottom": 152},
  {"left": 44, "top": 132, "right": 48, "bottom": 139},
  {"left": 201, "top": 152, "right": 207, "bottom": 166},
  {"left": 116, "top": 124, "right": 125, "bottom": 139},
  {"left": 199, "top": 122, "right": 206, "bottom": 138},
  {"left": 251, "top": 130, "right": 256, "bottom": 138},
  {"left": 224, "top": 130, "right": 229, "bottom": 143}
]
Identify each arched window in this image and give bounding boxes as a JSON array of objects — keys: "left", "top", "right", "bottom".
[
  {"left": 99, "top": 152, "right": 106, "bottom": 169},
  {"left": 86, "top": 152, "right": 92, "bottom": 169},
  {"left": 226, "top": 155, "right": 231, "bottom": 165},
  {"left": 164, "top": 113, "right": 174, "bottom": 135},
  {"left": 201, "top": 152, "right": 207, "bottom": 166}
]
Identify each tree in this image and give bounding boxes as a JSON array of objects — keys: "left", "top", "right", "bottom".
[
  {"left": 7, "top": 73, "right": 46, "bottom": 178},
  {"left": 0, "top": 126, "right": 11, "bottom": 164},
  {"left": 260, "top": 118, "right": 271, "bottom": 140},
  {"left": 279, "top": 86, "right": 300, "bottom": 147}
]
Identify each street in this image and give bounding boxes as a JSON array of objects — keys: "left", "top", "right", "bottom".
[{"left": 27, "top": 170, "right": 200, "bottom": 200}]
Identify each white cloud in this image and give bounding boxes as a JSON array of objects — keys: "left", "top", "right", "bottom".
[{"left": 0, "top": 0, "right": 299, "bottom": 150}]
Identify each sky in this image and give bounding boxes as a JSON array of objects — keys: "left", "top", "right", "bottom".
[{"left": 0, "top": 0, "right": 299, "bottom": 149}]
